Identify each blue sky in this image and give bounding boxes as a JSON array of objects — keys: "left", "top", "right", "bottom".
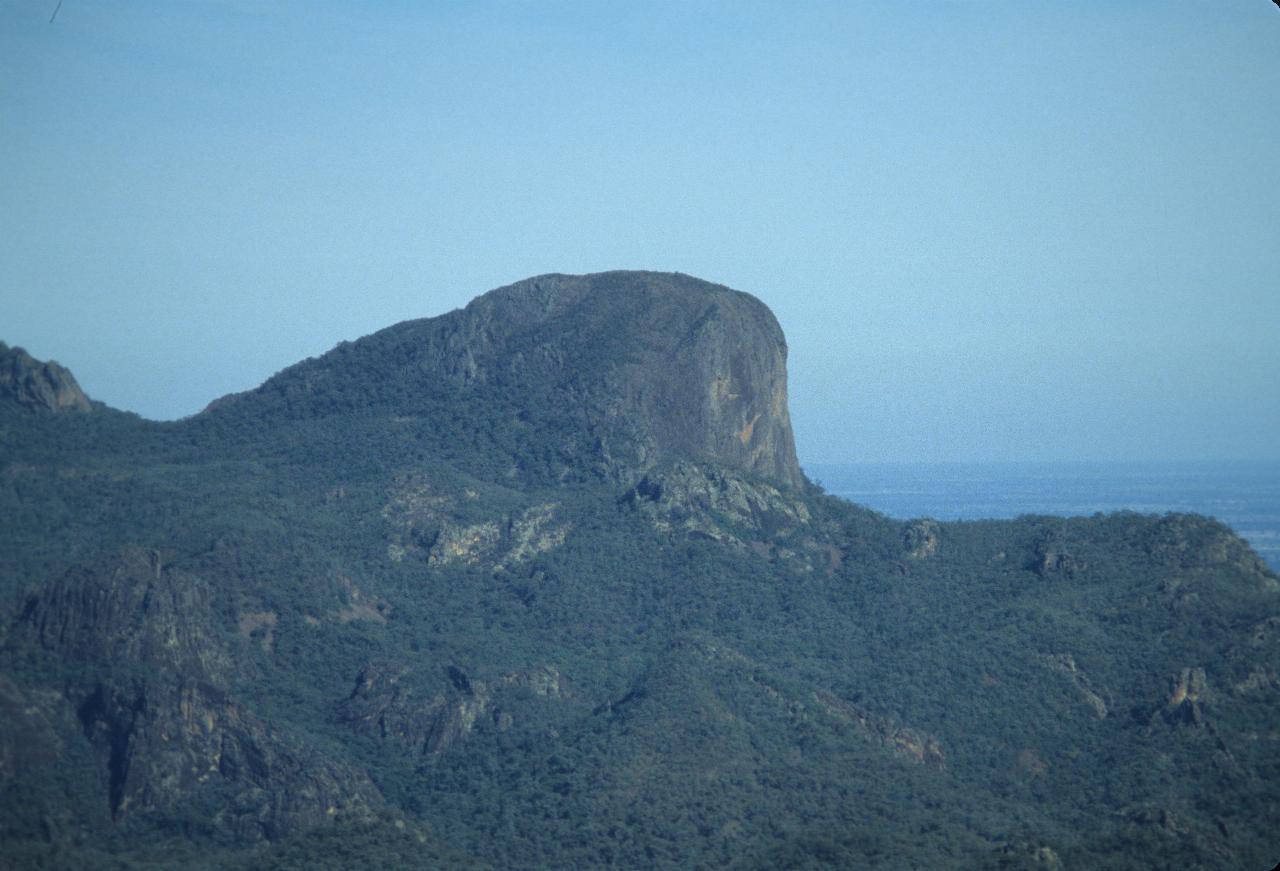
[{"left": 2, "top": 1, "right": 1277, "bottom": 462}]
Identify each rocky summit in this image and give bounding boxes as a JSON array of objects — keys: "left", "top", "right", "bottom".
[
  {"left": 1, "top": 272, "right": 1278, "bottom": 870},
  {"left": 207, "top": 272, "right": 804, "bottom": 489},
  {"left": 0, "top": 342, "right": 93, "bottom": 414}
]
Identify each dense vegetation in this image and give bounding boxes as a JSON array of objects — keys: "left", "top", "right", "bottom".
[{"left": 2, "top": 275, "right": 1278, "bottom": 869}]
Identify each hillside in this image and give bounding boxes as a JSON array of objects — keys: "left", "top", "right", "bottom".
[{"left": 1, "top": 272, "right": 1278, "bottom": 870}]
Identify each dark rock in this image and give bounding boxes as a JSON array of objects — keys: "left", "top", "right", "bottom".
[
  {"left": 20, "top": 548, "right": 229, "bottom": 681},
  {"left": 11, "top": 549, "right": 382, "bottom": 839},
  {"left": 68, "top": 677, "right": 380, "bottom": 836},
  {"left": 338, "top": 660, "right": 566, "bottom": 756}
]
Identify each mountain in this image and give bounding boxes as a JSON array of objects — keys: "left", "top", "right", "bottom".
[
  {"left": 0, "top": 342, "right": 93, "bottom": 414},
  {"left": 203, "top": 272, "right": 803, "bottom": 489},
  {"left": 1, "top": 271, "right": 1278, "bottom": 870}
]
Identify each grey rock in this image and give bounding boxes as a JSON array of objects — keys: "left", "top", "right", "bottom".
[{"left": 624, "top": 460, "right": 811, "bottom": 544}]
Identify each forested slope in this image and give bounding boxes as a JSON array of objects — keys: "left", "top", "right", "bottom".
[{"left": 2, "top": 274, "right": 1277, "bottom": 869}]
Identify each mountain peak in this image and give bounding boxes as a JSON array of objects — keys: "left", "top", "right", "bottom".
[
  {"left": 0, "top": 341, "right": 93, "bottom": 413},
  {"left": 213, "top": 271, "right": 804, "bottom": 489},
  {"left": 456, "top": 271, "right": 804, "bottom": 487}
]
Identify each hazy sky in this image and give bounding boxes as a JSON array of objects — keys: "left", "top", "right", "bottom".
[{"left": 2, "top": 1, "right": 1277, "bottom": 463}]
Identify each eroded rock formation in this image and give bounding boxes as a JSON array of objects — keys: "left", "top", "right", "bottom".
[{"left": 0, "top": 342, "right": 92, "bottom": 413}]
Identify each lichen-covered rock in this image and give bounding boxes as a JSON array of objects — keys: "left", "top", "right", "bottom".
[
  {"left": 1232, "top": 667, "right": 1277, "bottom": 695},
  {"left": 503, "top": 503, "right": 570, "bottom": 567},
  {"left": 623, "top": 461, "right": 810, "bottom": 545},
  {"left": 1168, "top": 667, "right": 1208, "bottom": 707},
  {"left": 1032, "top": 535, "right": 1085, "bottom": 578}
]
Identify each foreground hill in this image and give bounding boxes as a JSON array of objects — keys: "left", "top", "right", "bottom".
[{"left": 1, "top": 272, "right": 1277, "bottom": 870}]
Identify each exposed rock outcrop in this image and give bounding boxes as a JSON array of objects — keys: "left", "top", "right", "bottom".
[
  {"left": 207, "top": 272, "right": 804, "bottom": 489},
  {"left": 20, "top": 548, "right": 228, "bottom": 680},
  {"left": 11, "top": 549, "right": 382, "bottom": 838},
  {"left": 338, "top": 660, "right": 566, "bottom": 755},
  {"left": 0, "top": 341, "right": 93, "bottom": 413},
  {"left": 1032, "top": 534, "right": 1085, "bottom": 578},
  {"left": 903, "top": 520, "right": 940, "bottom": 559},
  {"left": 73, "top": 679, "right": 380, "bottom": 838},
  {"left": 1166, "top": 667, "right": 1209, "bottom": 727},
  {"left": 437, "top": 272, "right": 803, "bottom": 488},
  {"left": 381, "top": 473, "right": 570, "bottom": 568},
  {"left": 1232, "top": 666, "right": 1277, "bottom": 695},
  {"left": 622, "top": 461, "right": 811, "bottom": 545},
  {"left": 1045, "top": 653, "right": 1109, "bottom": 719}
]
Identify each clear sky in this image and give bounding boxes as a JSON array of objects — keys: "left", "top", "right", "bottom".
[{"left": 2, "top": 1, "right": 1277, "bottom": 463}]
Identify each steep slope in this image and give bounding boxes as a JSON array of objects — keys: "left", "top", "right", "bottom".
[{"left": 1, "top": 272, "right": 1278, "bottom": 870}]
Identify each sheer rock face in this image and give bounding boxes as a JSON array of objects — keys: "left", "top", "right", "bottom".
[
  {"left": 20, "top": 549, "right": 229, "bottom": 681},
  {"left": 0, "top": 342, "right": 93, "bottom": 413},
  {"left": 215, "top": 271, "right": 805, "bottom": 490},
  {"left": 13, "top": 549, "right": 382, "bottom": 839},
  {"left": 451, "top": 272, "right": 804, "bottom": 489}
]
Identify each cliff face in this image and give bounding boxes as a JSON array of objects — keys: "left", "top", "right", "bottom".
[
  {"left": 12, "top": 549, "right": 381, "bottom": 839},
  {"left": 0, "top": 342, "right": 92, "bottom": 413},
  {"left": 445, "top": 272, "right": 804, "bottom": 489},
  {"left": 210, "top": 271, "right": 805, "bottom": 489}
]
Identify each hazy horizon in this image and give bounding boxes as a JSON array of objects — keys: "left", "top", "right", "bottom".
[{"left": 3, "top": 1, "right": 1277, "bottom": 464}]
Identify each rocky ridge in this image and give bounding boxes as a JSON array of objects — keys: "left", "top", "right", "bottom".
[
  {"left": 0, "top": 342, "right": 93, "bottom": 413},
  {"left": 10, "top": 548, "right": 382, "bottom": 840}
]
